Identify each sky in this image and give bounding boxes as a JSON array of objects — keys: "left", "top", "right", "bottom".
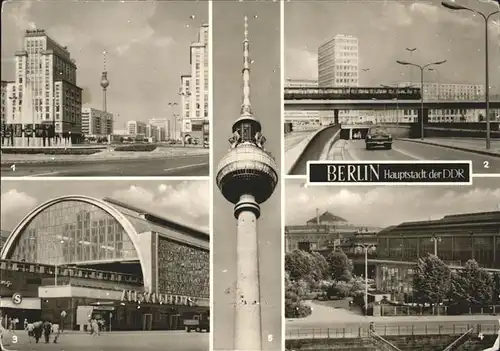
[
  {"left": 285, "top": 0, "right": 500, "bottom": 94},
  {"left": 212, "top": 2, "right": 281, "bottom": 351},
  {"left": 0, "top": 179, "right": 209, "bottom": 233},
  {"left": 286, "top": 178, "right": 500, "bottom": 228},
  {"left": 1, "top": 0, "right": 208, "bottom": 131}
]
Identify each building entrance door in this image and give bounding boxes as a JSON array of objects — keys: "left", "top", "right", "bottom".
[
  {"left": 142, "top": 314, "right": 152, "bottom": 331},
  {"left": 169, "top": 314, "right": 178, "bottom": 330}
]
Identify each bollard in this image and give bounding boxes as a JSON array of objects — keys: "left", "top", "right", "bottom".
[{"left": 327, "top": 328, "right": 330, "bottom": 339}]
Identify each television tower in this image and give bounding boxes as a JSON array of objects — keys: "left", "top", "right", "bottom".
[
  {"left": 216, "top": 15, "right": 278, "bottom": 351},
  {"left": 100, "top": 50, "right": 109, "bottom": 112}
]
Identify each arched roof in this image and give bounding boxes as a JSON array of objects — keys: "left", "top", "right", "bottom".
[{"left": 0, "top": 195, "right": 148, "bottom": 286}]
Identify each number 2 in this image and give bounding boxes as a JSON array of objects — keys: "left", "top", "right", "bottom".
[{"left": 483, "top": 161, "right": 489, "bottom": 169}]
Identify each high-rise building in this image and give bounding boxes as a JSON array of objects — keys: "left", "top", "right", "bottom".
[
  {"left": 318, "top": 34, "right": 359, "bottom": 123},
  {"left": 5, "top": 29, "right": 82, "bottom": 147},
  {"left": 180, "top": 24, "right": 209, "bottom": 143},
  {"left": 81, "top": 107, "right": 113, "bottom": 137},
  {"left": 1, "top": 81, "right": 9, "bottom": 130},
  {"left": 127, "top": 121, "right": 147, "bottom": 136},
  {"left": 146, "top": 124, "right": 159, "bottom": 142},
  {"left": 148, "top": 118, "right": 170, "bottom": 140}
]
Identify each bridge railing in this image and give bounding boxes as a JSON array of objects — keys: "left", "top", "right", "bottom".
[{"left": 285, "top": 323, "right": 499, "bottom": 340}]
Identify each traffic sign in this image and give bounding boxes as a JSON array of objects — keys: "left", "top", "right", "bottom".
[{"left": 11, "top": 293, "right": 22, "bottom": 305}]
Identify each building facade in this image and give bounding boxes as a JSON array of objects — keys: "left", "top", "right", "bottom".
[
  {"left": 3, "top": 29, "right": 83, "bottom": 146},
  {"left": 1, "top": 81, "right": 8, "bottom": 132},
  {"left": 81, "top": 107, "right": 113, "bottom": 138},
  {"left": 0, "top": 195, "right": 209, "bottom": 331},
  {"left": 145, "top": 124, "right": 159, "bottom": 142},
  {"left": 148, "top": 118, "right": 170, "bottom": 141},
  {"left": 180, "top": 24, "right": 209, "bottom": 143},
  {"left": 284, "top": 79, "right": 320, "bottom": 124},
  {"left": 318, "top": 34, "right": 359, "bottom": 123},
  {"left": 374, "top": 211, "right": 500, "bottom": 301},
  {"left": 127, "top": 121, "right": 147, "bottom": 136},
  {"left": 285, "top": 210, "right": 381, "bottom": 253}
]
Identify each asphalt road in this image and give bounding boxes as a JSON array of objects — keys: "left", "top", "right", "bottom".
[
  {"left": 1, "top": 330, "right": 208, "bottom": 351},
  {"left": 291, "top": 135, "right": 500, "bottom": 174},
  {"left": 0, "top": 155, "right": 209, "bottom": 177}
]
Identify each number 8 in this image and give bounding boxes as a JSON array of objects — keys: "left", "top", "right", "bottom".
[{"left": 12, "top": 335, "right": 18, "bottom": 343}]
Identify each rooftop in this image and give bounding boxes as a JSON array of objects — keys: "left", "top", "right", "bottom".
[{"left": 306, "top": 211, "right": 348, "bottom": 224}]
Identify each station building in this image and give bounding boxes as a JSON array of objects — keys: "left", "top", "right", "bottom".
[{"left": 0, "top": 195, "right": 209, "bottom": 331}]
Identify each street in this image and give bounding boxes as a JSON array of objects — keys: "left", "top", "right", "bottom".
[
  {"left": 289, "top": 135, "right": 500, "bottom": 174},
  {"left": 0, "top": 155, "right": 209, "bottom": 177},
  {"left": 1, "top": 330, "right": 208, "bottom": 351},
  {"left": 286, "top": 301, "right": 500, "bottom": 339}
]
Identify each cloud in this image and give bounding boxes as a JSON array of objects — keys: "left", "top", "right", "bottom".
[
  {"left": 112, "top": 181, "right": 209, "bottom": 232},
  {"left": 286, "top": 180, "right": 500, "bottom": 228},
  {"left": 1, "top": 189, "right": 37, "bottom": 218},
  {"left": 7, "top": 1, "right": 36, "bottom": 30},
  {"left": 285, "top": 47, "right": 317, "bottom": 80}
]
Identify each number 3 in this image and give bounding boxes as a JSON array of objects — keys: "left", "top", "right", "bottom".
[{"left": 483, "top": 161, "right": 489, "bottom": 169}]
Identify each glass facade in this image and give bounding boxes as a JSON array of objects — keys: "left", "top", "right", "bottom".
[
  {"left": 10, "top": 200, "right": 138, "bottom": 265},
  {"left": 157, "top": 237, "right": 209, "bottom": 298}
]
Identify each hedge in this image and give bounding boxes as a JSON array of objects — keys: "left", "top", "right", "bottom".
[
  {"left": 1, "top": 148, "right": 102, "bottom": 155},
  {"left": 114, "top": 144, "right": 157, "bottom": 152}
]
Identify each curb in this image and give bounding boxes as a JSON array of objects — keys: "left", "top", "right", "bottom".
[
  {"left": 0, "top": 153, "right": 208, "bottom": 165},
  {"left": 400, "top": 139, "right": 500, "bottom": 158},
  {"left": 319, "top": 130, "right": 341, "bottom": 160}
]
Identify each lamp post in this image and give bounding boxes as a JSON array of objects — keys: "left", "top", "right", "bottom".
[
  {"left": 396, "top": 60, "right": 447, "bottom": 140},
  {"left": 430, "top": 236, "right": 442, "bottom": 257},
  {"left": 442, "top": 1, "right": 498, "bottom": 149},
  {"left": 405, "top": 48, "right": 417, "bottom": 83},
  {"left": 167, "top": 102, "right": 178, "bottom": 141},
  {"left": 356, "top": 244, "right": 376, "bottom": 315}
]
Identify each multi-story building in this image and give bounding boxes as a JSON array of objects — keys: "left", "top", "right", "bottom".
[
  {"left": 126, "top": 121, "right": 147, "bottom": 136},
  {"left": 5, "top": 29, "right": 82, "bottom": 146},
  {"left": 284, "top": 79, "right": 321, "bottom": 125},
  {"left": 180, "top": 24, "right": 209, "bottom": 143},
  {"left": 148, "top": 118, "right": 170, "bottom": 141},
  {"left": 318, "top": 34, "right": 359, "bottom": 124},
  {"left": 146, "top": 124, "right": 158, "bottom": 142},
  {"left": 1, "top": 81, "right": 9, "bottom": 132},
  {"left": 81, "top": 107, "right": 113, "bottom": 138}
]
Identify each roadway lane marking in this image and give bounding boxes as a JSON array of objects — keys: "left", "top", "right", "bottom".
[
  {"left": 28, "top": 171, "right": 62, "bottom": 177},
  {"left": 163, "top": 162, "right": 208, "bottom": 173},
  {"left": 391, "top": 145, "right": 421, "bottom": 160}
]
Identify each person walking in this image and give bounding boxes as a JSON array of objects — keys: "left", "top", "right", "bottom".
[
  {"left": 26, "top": 322, "right": 34, "bottom": 343},
  {"left": 91, "top": 318, "right": 100, "bottom": 338},
  {"left": 33, "top": 321, "right": 43, "bottom": 343},
  {"left": 42, "top": 320, "right": 52, "bottom": 344},
  {"left": 52, "top": 323, "right": 60, "bottom": 343},
  {"left": 23, "top": 319, "right": 28, "bottom": 331}
]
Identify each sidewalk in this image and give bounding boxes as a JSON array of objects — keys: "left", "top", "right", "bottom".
[
  {"left": 285, "top": 131, "right": 317, "bottom": 151},
  {"left": 1, "top": 147, "right": 208, "bottom": 165},
  {"left": 400, "top": 137, "right": 500, "bottom": 157}
]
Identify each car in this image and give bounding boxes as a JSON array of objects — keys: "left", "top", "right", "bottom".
[
  {"left": 203, "top": 140, "right": 209, "bottom": 148},
  {"left": 365, "top": 127, "right": 392, "bottom": 150}
]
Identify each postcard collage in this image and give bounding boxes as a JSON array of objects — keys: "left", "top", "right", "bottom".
[{"left": 0, "top": 1, "right": 500, "bottom": 351}]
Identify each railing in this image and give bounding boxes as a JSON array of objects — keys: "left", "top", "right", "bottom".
[
  {"left": 285, "top": 324, "right": 500, "bottom": 340},
  {"left": 442, "top": 328, "right": 473, "bottom": 351},
  {"left": 0, "top": 259, "right": 143, "bottom": 285},
  {"left": 369, "top": 330, "right": 402, "bottom": 351}
]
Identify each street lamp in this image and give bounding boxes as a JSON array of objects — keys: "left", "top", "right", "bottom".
[
  {"left": 405, "top": 48, "right": 417, "bottom": 83},
  {"left": 396, "top": 59, "right": 447, "bottom": 140},
  {"left": 356, "top": 244, "right": 376, "bottom": 315},
  {"left": 430, "top": 236, "right": 442, "bottom": 257},
  {"left": 167, "top": 102, "right": 178, "bottom": 141},
  {"left": 441, "top": 1, "right": 499, "bottom": 150}
]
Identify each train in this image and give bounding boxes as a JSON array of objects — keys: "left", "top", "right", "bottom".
[{"left": 284, "top": 86, "right": 422, "bottom": 100}]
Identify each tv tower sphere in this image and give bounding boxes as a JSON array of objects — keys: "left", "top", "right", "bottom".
[{"left": 100, "top": 72, "right": 109, "bottom": 89}]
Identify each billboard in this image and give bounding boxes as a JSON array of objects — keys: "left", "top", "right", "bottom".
[
  {"left": 24, "top": 124, "right": 34, "bottom": 137},
  {"left": 182, "top": 119, "right": 192, "bottom": 133}
]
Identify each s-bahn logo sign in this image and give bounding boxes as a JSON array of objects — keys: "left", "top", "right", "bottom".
[
  {"left": 12, "top": 293, "right": 23, "bottom": 305},
  {"left": 120, "top": 290, "right": 198, "bottom": 306}
]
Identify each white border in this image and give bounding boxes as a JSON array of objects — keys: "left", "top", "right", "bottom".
[
  {"left": 208, "top": 0, "right": 214, "bottom": 349},
  {"left": 279, "top": 0, "right": 285, "bottom": 349},
  {"left": 305, "top": 160, "right": 474, "bottom": 186}
]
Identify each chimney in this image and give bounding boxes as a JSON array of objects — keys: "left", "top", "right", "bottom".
[{"left": 316, "top": 208, "right": 320, "bottom": 225}]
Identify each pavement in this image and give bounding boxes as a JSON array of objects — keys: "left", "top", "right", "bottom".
[
  {"left": 0, "top": 152, "right": 209, "bottom": 177},
  {"left": 291, "top": 136, "right": 500, "bottom": 175},
  {"left": 1, "top": 330, "right": 208, "bottom": 351},
  {"left": 286, "top": 301, "right": 500, "bottom": 340},
  {"left": 285, "top": 131, "right": 319, "bottom": 152}
]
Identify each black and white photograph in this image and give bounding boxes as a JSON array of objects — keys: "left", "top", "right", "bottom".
[
  {"left": 284, "top": 178, "right": 500, "bottom": 351},
  {"left": 0, "top": 1, "right": 209, "bottom": 177},
  {"left": 212, "top": 2, "right": 282, "bottom": 351},
  {"left": 0, "top": 179, "right": 209, "bottom": 351},
  {"left": 284, "top": 0, "right": 500, "bottom": 176}
]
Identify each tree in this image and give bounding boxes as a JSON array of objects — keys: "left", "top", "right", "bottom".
[
  {"left": 326, "top": 251, "right": 353, "bottom": 282},
  {"left": 285, "top": 274, "right": 312, "bottom": 318},
  {"left": 310, "top": 251, "right": 330, "bottom": 280},
  {"left": 454, "top": 260, "right": 493, "bottom": 306},
  {"left": 285, "top": 250, "right": 316, "bottom": 282},
  {"left": 412, "top": 254, "right": 452, "bottom": 305},
  {"left": 492, "top": 272, "right": 500, "bottom": 305}
]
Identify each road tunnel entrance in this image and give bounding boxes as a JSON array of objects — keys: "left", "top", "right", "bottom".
[{"left": 340, "top": 127, "right": 370, "bottom": 140}]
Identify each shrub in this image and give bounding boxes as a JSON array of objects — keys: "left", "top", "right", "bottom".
[
  {"left": 285, "top": 301, "right": 312, "bottom": 318},
  {"left": 114, "top": 144, "right": 157, "bottom": 152},
  {"left": 1, "top": 148, "right": 102, "bottom": 155}
]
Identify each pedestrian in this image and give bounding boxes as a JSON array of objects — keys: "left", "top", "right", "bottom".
[
  {"left": 369, "top": 322, "right": 375, "bottom": 333},
  {"left": 24, "top": 318, "right": 28, "bottom": 331},
  {"left": 27, "top": 322, "right": 34, "bottom": 343},
  {"left": 91, "top": 318, "right": 100, "bottom": 338},
  {"left": 33, "top": 321, "right": 43, "bottom": 343},
  {"left": 42, "top": 320, "right": 52, "bottom": 344},
  {"left": 52, "top": 322, "right": 60, "bottom": 343}
]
